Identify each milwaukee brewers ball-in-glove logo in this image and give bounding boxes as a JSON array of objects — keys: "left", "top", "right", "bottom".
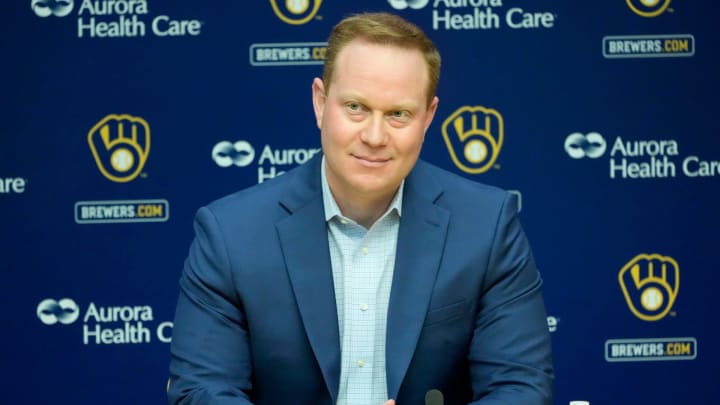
[
  {"left": 270, "top": 0, "right": 323, "bottom": 25},
  {"left": 442, "top": 106, "right": 504, "bottom": 174},
  {"left": 88, "top": 114, "right": 151, "bottom": 183},
  {"left": 626, "top": 0, "right": 672, "bottom": 17},
  {"left": 619, "top": 253, "right": 680, "bottom": 321}
]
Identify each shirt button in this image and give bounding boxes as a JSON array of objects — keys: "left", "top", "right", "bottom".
[
  {"left": 357, "top": 359, "right": 365, "bottom": 368},
  {"left": 360, "top": 303, "right": 368, "bottom": 311},
  {"left": 340, "top": 219, "right": 348, "bottom": 225},
  {"left": 362, "top": 247, "right": 369, "bottom": 255}
]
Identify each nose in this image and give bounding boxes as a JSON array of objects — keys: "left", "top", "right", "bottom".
[{"left": 359, "top": 113, "right": 388, "bottom": 147}]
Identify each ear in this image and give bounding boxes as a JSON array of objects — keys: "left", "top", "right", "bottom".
[
  {"left": 311, "top": 78, "right": 326, "bottom": 129},
  {"left": 423, "top": 96, "right": 439, "bottom": 133}
]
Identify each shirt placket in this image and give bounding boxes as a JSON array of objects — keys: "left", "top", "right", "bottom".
[{"left": 344, "top": 229, "right": 377, "bottom": 404}]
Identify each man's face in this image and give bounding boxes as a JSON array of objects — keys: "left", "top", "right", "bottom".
[{"left": 312, "top": 39, "right": 438, "bottom": 205}]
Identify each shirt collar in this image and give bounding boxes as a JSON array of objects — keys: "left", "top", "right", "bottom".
[{"left": 321, "top": 155, "right": 404, "bottom": 223}]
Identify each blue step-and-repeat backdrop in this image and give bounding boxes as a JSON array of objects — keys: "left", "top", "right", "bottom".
[{"left": 2, "top": 1, "right": 719, "bottom": 403}]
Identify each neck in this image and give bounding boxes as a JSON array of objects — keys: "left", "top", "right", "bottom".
[{"left": 333, "top": 189, "right": 397, "bottom": 229}]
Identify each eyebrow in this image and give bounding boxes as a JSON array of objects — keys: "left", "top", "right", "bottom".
[{"left": 338, "top": 92, "right": 421, "bottom": 112}]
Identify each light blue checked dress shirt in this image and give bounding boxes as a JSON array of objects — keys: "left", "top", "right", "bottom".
[{"left": 321, "top": 159, "right": 403, "bottom": 405}]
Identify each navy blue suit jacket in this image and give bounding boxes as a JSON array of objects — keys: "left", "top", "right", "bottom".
[{"left": 168, "top": 155, "right": 553, "bottom": 404}]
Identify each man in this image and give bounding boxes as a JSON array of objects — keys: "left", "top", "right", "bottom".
[{"left": 168, "top": 12, "right": 553, "bottom": 405}]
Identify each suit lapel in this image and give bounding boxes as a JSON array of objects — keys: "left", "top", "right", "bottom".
[
  {"left": 386, "top": 163, "right": 450, "bottom": 399},
  {"left": 276, "top": 157, "right": 341, "bottom": 402},
  {"left": 275, "top": 158, "right": 449, "bottom": 401}
]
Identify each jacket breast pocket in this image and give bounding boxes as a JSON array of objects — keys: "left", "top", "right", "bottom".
[{"left": 422, "top": 299, "right": 468, "bottom": 328}]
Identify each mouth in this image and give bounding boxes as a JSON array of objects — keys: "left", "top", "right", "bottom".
[{"left": 352, "top": 154, "right": 391, "bottom": 168}]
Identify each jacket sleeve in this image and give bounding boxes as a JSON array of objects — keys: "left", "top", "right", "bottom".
[
  {"left": 167, "top": 206, "right": 254, "bottom": 405},
  {"left": 468, "top": 192, "right": 554, "bottom": 404}
]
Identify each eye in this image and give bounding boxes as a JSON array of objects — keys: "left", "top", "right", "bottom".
[
  {"left": 389, "top": 110, "right": 411, "bottom": 121},
  {"left": 346, "top": 102, "right": 363, "bottom": 112}
]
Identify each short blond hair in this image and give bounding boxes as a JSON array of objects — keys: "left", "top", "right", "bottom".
[{"left": 322, "top": 12, "right": 441, "bottom": 107}]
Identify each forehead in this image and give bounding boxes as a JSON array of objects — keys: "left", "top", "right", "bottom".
[{"left": 331, "top": 39, "right": 429, "bottom": 102}]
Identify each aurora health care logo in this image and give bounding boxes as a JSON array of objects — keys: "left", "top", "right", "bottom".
[
  {"left": 32, "top": 0, "right": 74, "bottom": 17},
  {"left": 37, "top": 298, "right": 80, "bottom": 325},
  {"left": 212, "top": 139, "right": 321, "bottom": 183},
  {"left": 388, "top": 0, "right": 430, "bottom": 10},
  {"left": 32, "top": 0, "right": 204, "bottom": 38},
  {"left": 36, "top": 298, "right": 174, "bottom": 345},
  {"left": 389, "top": 0, "right": 557, "bottom": 31},
  {"left": 565, "top": 132, "right": 607, "bottom": 159},
  {"left": 565, "top": 130, "right": 720, "bottom": 179},
  {"left": 212, "top": 141, "right": 255, "bottom": 168}
]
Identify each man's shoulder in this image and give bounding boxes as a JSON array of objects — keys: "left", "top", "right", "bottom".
[
  {"left": 205, "top": 157, "right": 319, "bottom": 218},
  {"left": 414, "top": 159, "right": 508, "bottom": 202},
  {"left": 411, "top": 160, "right": 519, "bottom": 229}
]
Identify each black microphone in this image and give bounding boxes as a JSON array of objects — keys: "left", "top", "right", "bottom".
[{"left": 425, "top": 389, "right": 444, "bottom": 405}]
